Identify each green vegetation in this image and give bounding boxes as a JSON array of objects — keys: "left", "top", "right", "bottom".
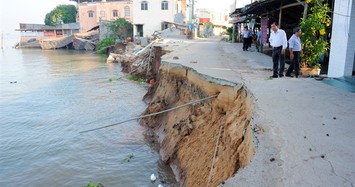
[
  {"left": 86, "top": 182, "right": 103, "bottom": 187},
  {"left": 108, "top": 77, "right": 121, "bottom": 82},
  {"left": 127, "top": 75, "right": 146, "bottom": 84},
  {"left": 124, "top": 153, "right": 135, "bottom": 162},
  {"left": 97, "top": 38, "right": 115, "bottom": 55},
  {"left": 108, "top": 18, "right": 133, "bottom": 39},
  {"left": 227, "top": 27, "right": 237, "bottom": 42},
  {"left": 44, "top": 5, "right": 76, "bottom": 26},
  {"left": 300, "top": 0, "right": 331, "bottom": 68}
]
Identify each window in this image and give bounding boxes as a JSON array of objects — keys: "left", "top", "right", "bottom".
[
  {"left": 141, "top": 1, "right": 148, "bottom": 10},
  {"left": 100, "top": 10, "right": 105, "bottom": 18},
  {"left": 124, "top": 6, "right": 130, "bottom": 17},
  {"left": 161, "top": 1, "right": 168, "bottom": 10},
  {"left": 113, "top": 10, "right": 118, "bottom": 17},
  {"left": 88, "top": 11, "right": 94, "bottom": 18}
]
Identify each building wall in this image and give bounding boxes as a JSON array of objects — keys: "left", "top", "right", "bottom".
[
  {"left": 78, "top": 1, "right": 133, "bottom": 32},
  {"left": 133, "top": 0, "right": 177, "bottom": 37},
  {"left": 328, "top": 0, "right": 355, "bottom": 77},
  {"left": 196, "top": 8, "right": 230, "bottom": 26}
]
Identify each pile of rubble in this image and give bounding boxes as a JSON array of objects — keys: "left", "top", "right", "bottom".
[
  {"left": 73, "top": 30, "right": 99, "bottom": 51},
  {"left": 106, "top": 41, "right": 166, "bottom": 82}
]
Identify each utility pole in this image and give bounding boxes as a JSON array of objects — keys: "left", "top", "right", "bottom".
[
  {"left": 192, "top": 0, "right": 194, "bottom": 21},
  {"left": 232, "top": 0, "right": 237, "bottom": 43}
]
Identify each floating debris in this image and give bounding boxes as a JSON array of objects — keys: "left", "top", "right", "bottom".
[
  {"left": 150, "top": 173, "right": 157, "bottom": 182},
  {"left": 253, "top": 126, "right": 265, "bottom": 134}
]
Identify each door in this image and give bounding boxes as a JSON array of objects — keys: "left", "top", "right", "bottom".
[{"left": 137, "top": 25, "right": 143, "bottom": 37}]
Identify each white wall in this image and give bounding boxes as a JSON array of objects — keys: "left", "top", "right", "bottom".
[
  {"left": 133, "top": 0, "right": 176, "bottom": 37},
  {"left": 328, "top": 0, "right": 355, "bottom": 77}
]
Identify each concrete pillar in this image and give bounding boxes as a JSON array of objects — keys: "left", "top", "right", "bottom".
[
  {"left": 328, "top": 0, "right": 355, "bottom": 77},
  {"left": 133, "top": 24, "right": 137, "bottom": 41}
]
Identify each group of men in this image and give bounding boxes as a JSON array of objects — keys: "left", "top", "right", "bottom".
[{"left": 242, "top": 22, "right": 302, "bottom": 78}]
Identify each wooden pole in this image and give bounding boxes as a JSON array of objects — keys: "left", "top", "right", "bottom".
[
  {"left": 303, "top": 3, "right": 308, "bottom": 19},
  {"left": 278, "top": 6, "right": 282, "bottom": 28},
  {"left": 232, "top": 24, "right": 236, "bottom": 43}
]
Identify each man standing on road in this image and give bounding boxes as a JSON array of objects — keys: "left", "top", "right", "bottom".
[
  {"left": 256, "top": 27, "right": 262, "bottom": 52},
  {"left": 243, "top": 26, "right": 251, "bottom": 51},
  {"left": 286, "top": 27, "right": 302, "bottom": 78},
  {"left": 269, "top": 22, "right": 288, "bottom": 78}
]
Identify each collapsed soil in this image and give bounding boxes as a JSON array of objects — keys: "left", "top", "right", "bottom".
[
  {"left": 114, "top": 44, "right": 255, "bottom": 186},
  {"left": 140, "top": 62, "right": 255, "bottom": 186}
]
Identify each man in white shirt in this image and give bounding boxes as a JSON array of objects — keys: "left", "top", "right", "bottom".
[{"left": 269, "top": 22, "right": 288, "bottom": 78}]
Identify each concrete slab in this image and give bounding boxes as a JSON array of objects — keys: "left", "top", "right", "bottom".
[{"left": 161, "top": 36, "right": 355, "bottom": 187}]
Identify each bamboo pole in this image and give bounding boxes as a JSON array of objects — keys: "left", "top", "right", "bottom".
[{"left": 80, "top": 94, "right": 219, "bottom": 134}]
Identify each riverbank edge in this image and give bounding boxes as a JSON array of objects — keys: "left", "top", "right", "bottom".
[{"left": 120, "top": 54, "right": 256, "bottom": 186}]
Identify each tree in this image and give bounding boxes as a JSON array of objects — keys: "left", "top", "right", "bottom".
[
  {"left": 300, "top": 0, "right": 331, "bottom": 68},
  {"left": 108, "top": 18, "right": 133, "bottom": 39},
  {"left": 44, "top": 5, "right": 77, "bottom": 26}
]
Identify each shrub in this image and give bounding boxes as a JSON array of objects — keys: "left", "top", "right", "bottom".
[
  {"left": 300, "top": 0, "right": 331, "bottom": 68},
  {"left": 97, "top": 38, "right": 115, "bottom": 55}
]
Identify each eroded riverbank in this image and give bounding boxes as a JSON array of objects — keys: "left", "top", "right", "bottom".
[
  {"left": 141, "top": 62, "right": 255, "bottom": 186},
  {"left": 115, "top": 44, "right": 256, "bottom": 186}
]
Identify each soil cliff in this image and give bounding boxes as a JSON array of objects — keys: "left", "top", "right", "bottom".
[{"left": 140, "top": 62, "right": 255, "bottom": 186}]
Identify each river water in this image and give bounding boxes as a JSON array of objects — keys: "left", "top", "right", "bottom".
[{"left": 0, "top": 36, "right": 176, "bottom": 187}]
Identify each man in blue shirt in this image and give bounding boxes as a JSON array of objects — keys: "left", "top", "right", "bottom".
[
  {"left": 256, "top": 27, "right": 262, "bottom": 52},
  {"left": 242, "top": 26, "right": 252, "bottom": 51},
  {"left": 286, "top": 27, "right": 302, "bottom": 78}
]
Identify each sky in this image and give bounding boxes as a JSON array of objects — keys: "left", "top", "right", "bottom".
[
  {"left": 0, "top": 0, "right": 251, "bottom": 33},
  {"left": 0, "top": 0, "right": 76, "bottom": 33}
]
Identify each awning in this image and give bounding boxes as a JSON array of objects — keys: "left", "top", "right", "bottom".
[{"left": 231, "top": 0, "right": 306, "bottom": 26}]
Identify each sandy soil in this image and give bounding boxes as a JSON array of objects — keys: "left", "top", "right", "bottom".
[{"left": 140, "top": 62, "right": 255, "bottom": 186}]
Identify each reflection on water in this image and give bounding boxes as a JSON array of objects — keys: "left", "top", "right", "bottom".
[{"left": 0, "top": 47, "right": 177, "bottom": 187}]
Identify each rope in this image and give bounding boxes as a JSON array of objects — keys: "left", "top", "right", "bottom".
[{"left": 79, "top": 94, "right": 219, "bottom": 134}]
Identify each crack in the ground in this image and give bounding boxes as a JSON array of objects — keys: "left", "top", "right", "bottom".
[{"left": 303, "top": 130, "right": 354, "bottom": 187}]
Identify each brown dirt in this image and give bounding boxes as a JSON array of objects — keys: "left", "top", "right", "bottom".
[{"left": 140, "top": 62, "right": 255, "bottom": 187}]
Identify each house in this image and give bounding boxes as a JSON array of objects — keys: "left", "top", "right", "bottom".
[
  {"left": 195, "top": 8, "right": 231, "bottom": 36},
  {"left": 133, "top": 0, "right": 186, "bottom": 37},
  {"left": 76, "top": 0, "right": 133, "bottom": 32},
  {"left": 15, "top": 23, "right": 80, "bottom": 48},
  {"left": 328, "top": 0, "right": 355, "bottom": 77}
]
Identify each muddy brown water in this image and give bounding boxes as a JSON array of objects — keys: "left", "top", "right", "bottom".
[{"left": 0, "top": 41, "right": 177, "bottom": 187}]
